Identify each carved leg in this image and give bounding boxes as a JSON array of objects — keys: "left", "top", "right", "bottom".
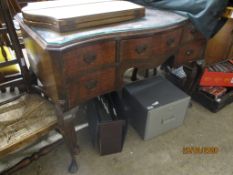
[
  {"left": 55, "top": 104, "right": 79, "bottom": 173},
  {"left": 144, "top": 69, "right": 149, "bottom": 78},
  {"left": 131, "top": 68, "right": 138, "bottom": 81},
  {"left": 10, "top": 85, "right": 15, "bottom": 92},
  {"left": 1, "top": 87, "right": 6, "bottom": 93},
  {"left": 153, "top": 68, "right": 157, "bottom": 76}
]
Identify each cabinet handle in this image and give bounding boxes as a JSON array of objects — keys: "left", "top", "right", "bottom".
[
  {"left": 135, "top": 44, "right": 147, "bottom": 54},
  {"left": 185, "top": 49, "right": 194, "bottom": 56},
  {"left": 161, "top": 115, "right": 175, "bottom": 124},
  {"left": 166, "top": 38, "right": 175, "bottom": 47},
  {"left": 84, "top": 80, "right": 98, "bottom": 90},
  {"left": 83, "top": 53, "right": 96, "bottom": 64}
]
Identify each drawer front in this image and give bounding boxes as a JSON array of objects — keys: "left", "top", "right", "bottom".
[
  {"left": 64, "top": 41, "right": 116, "bottom": 77},
  {"left": 120, "top": 28, "right": 182, "bottom": 60},
  {"left": 174, "top": 40, "right": 206, "bottom": 66},
  {"left": 68, "top": 68, "right": 116, "bottom": 108},
  {"left": 181, "top": 24, "right": 204, "bottom": 44}
]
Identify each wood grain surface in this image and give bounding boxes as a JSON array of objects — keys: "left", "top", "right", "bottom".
[
  {"left": 16, "top": 8, "right": 207, "bottom": 112},
  {"left": 205, "top": 19, "right": 233, "bottom": 65},
  {"left": 0, "top": 94, "right": 57, "bottom": 158},
  {"left": 22, "top": 0, "right": 145, "bottom": 32}
]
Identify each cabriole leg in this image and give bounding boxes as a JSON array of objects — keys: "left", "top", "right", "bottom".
[{"left": 55, "top": 104, "right": 79, "bottom": 173}]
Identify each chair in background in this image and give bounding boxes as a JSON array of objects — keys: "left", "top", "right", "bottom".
[
  {"left": 0, "top": 0, "right": 30, "bottom": 98},
  {"left": 0, "top": 1, "right": 80, "bottom": 174}
]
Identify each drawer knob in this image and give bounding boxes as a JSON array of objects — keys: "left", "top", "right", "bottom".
[
  {"left": 166, "top": 38, "right": 175, "bottom": 47},
  {"left": 84, "top": 80, "right": 98, "bottom": 90},
  {"left": 83, "top": 53, "right": 97, "bottom": 64},
  {"left": 135, "top": 44, "right": 147, "bottom": 54},
  {"left": 185, "top": 49, "right": 194, "bottom": 56}
]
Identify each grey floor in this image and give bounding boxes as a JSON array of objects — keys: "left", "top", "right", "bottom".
[{"left": 13, "top": 100, "right": 233, "bottom": 175}]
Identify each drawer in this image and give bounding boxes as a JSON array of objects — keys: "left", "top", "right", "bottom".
[
  {"left": 181, "top": 24, "right": 204, "bottom": 44},
  {"left": 68, "top": 68, "right": 116, "bottom": 108},
  {"left": 64, "top": 41, "right": 116, "bottom": 77},
  {"left": 174, "top": 40, "right": 206, "bottom": 66},
  {"left": 120, "top": 28, "right": 182, "bottom": 60}
]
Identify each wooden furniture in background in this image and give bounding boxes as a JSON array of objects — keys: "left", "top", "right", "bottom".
[
  {"left": 0, "top": 1, "right": 77, "bottom": 174},
  {"left": 16, "top": 8, "right": 208, "bottom": 172},
  {"left": 205, "top": 6, "right": 233, "bottom": 65},
  {"left": 16, "top": 0, "right": 46, "bottom": 8},
  {"left": 0, "top": 0, "right": 29, "bottom": 97},
  {"left": 6, "top": 0, "right": 21, "bottom": 17}
]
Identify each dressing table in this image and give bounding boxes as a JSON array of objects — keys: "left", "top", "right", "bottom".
[{"left": 15, "top": 8, "right": 207, "bottom": 172}]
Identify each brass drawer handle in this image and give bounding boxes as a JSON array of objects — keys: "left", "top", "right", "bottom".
[
  {"left": 135, "top": 44, "right": 147, "bottom": 54},
  {"left": 185, "top": 49, "right": 194, "bottom": 56},
  {"left": 84, "top": 80, "right": 98, "bottom": 90},
  {"left": 83, "top": 53, "right": 97, "bottom": 64},
  {"left": 166, "top": 38, "right": 175, "bottom": 47}
]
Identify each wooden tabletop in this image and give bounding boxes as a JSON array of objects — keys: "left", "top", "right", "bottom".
[{"left": 16, "top": 8, "right": 188, "bottom": 48}]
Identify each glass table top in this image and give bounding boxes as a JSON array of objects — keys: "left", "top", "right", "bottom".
[{"left": 19, "top": 8, "right": 188, "bottom": 46}]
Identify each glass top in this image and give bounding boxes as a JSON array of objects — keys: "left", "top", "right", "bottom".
[{"left": 21, "top": 8, "right": 188, "bottom": 46}]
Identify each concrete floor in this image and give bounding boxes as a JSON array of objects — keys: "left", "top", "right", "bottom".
[{"left": 12, "top": 100, "right": 233, "bottom": 175}]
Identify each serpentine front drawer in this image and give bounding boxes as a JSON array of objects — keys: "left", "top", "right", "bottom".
[
  {"left": 67, "top": 67, "right": 116, "bottom": 108},
  {"left": 120, "top": 27, "right": 182, "bottom": 60},
  {"left": 174, "top": 39, "right": 206, "bottom": 67},
  {"left": 63, "top": 41, "right": 116, "bottom": 77}
]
